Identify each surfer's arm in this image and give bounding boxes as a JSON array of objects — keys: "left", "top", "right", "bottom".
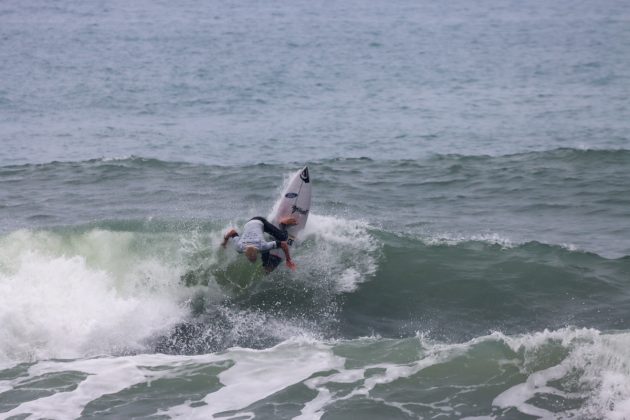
[
  {"left": 260, "top": 241, "right": 279, "bottom": 251},
  {"left": 221, "top": 229, "right": 239, "bottom": 248},
  {"left": 279, "top": 241, "right": 296, "bottom": 270}
]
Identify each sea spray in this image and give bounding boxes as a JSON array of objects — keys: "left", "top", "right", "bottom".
[{"left": 0, "top": 229, "right": 190, "bottom": 362}]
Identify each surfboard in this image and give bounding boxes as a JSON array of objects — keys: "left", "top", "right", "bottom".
[{"left": 268, "top": 166, "right": 311, "bottom": 263}]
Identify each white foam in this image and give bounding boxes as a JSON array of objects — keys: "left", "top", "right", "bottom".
[
  {"left": 162, "top": 339, "right": 344, "bottom": 419},
  {"left": 0, "top": 229, "right": 191, "bottom": 363},
  {"left": 3, "top": 357, "right": 154, "bottom": 419},
  {"left": 4, "top": 329, "right": 630, "bottom": 419},
  {"left": 297, "top": 336, "right": 458, "bottom": 419},
  {"left": 493, "top": 365, "right": 569, "bottom": 418},
  {"left": 337, "top": 268, "right": 361, "bottom": 293},
  {"left": 424, "top": 232, "right": 516, "bottom": 248},
  {"left": 299, "top": 214, "right": 379, "bottom": 292},
  {"left": 99, "top": 155, "right": 133, "bottom": 162},
  {"left": 1, "top": 353, "right": 224, "bottom": 420},
  {"left": 487, "top": 328, "right": 630, "bottom": 419},
  {"left": 1, "top": 342, "right": 342, "bottom": 420}
]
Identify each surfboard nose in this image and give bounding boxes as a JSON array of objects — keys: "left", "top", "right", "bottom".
[{"left": 300, "top": 166, "right": 310, "bottom": 183}]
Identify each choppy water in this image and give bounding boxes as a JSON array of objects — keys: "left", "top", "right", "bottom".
[{"left": 1, "top": 0, "right": 630, "bottom": 419}]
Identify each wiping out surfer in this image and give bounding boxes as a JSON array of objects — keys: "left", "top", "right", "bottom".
[{"left": 221, "top": 216, "right": 297, "bottom": 272}]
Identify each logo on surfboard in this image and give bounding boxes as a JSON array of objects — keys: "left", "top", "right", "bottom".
[
  {"left": 291, "top": 205, "right": 309, "bottom": 215},
  {"left": 285, "top": 192, "right": 298, "bottom": 198}
]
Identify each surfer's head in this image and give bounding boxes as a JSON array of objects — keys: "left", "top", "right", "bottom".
[{"left": 245, "top": 246, "right": 258, "bottom": 263}]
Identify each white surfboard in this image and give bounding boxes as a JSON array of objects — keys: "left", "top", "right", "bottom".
[{"left": 268, "top": 166, "right": 311, "bottom": 261}]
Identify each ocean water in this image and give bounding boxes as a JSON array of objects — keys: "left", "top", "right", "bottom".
[{"left": 1, "top": 0, "right": 630, "bottom": 419}]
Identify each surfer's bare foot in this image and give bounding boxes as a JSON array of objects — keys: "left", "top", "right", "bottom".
[{"left": 279, "top": 216, "right": 298, "bottom": 225}]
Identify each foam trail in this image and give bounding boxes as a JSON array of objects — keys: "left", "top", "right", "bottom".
[
  {"left": 162, "top": 339, "right": 344, "bottom": 419},
  {"left": 1, "top": 353, "right": 230, "bottom": 419},
  {"left": 493, "top": 364, "right": 569, "bottom": 418},
  {"left": 3, "top": 357, "right": 154, "bottom": 419}
]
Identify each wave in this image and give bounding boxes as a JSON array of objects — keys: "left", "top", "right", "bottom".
[
  {"left": 0, "top": 214, "right": 379, "bottom": 362},
  {"left": 3, "top": 147, "right": 628, "bottom": 258},
  {"left": 0, "top": 155, "right": 188, "bottom": 177},
  {"left": 412, "top": 231, "right": 626, "bottom": 258},
  {"left": 429, "top": 146, "right": 630, "bottom": 162},
  {"left": 346, "top": 229, "right": 630, "bottom": 339},
  {"left": 1, "top": 219, "right": 628, "bottom": 363}
]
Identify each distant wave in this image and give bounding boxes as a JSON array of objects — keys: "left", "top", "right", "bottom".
[
  {"left": 414, "top": 232, "right": 628, "bottom": 260},
  {"left": 2, "top": 146, "right": 630, "bottom": 171},
  {"left": 429, "top": 146, "right": 630, "bottom": 163},
  {"left": 0, "top": 155, "right": 188, "bottom": 171}
]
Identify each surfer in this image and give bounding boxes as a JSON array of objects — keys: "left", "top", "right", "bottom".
[{"left": 221, "top": 216, "right": 298, "bottom": 272}]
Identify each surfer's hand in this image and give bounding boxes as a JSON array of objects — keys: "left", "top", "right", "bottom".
[
  {"left": 286, "top": 259, "right": 296, "bottom": 271},
  {"left": 222, "top": 229, "right": 238, "bottom": 247}
]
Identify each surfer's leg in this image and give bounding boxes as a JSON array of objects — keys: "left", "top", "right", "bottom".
[
  {"left": 250, "top": 216, "right": 288, "bottom": 241},
  {"left": 261, "top": 251, "right": 282, "bottom": 273}
]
